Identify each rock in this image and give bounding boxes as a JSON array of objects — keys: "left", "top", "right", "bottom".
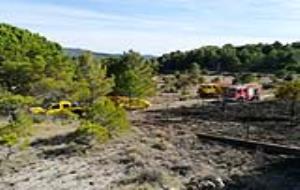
[
  {"left": 89, "top": 181, "right": 94, "bottom": 186},
  {"left": 186, "top": 175, "right": 225, "bottom": 190}
]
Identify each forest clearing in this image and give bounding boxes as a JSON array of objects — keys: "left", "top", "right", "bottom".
[
  {"left": 0, "top": 81, "right": 299, "bottom": 190},
  {"left": 0, "top": 22, "right": 299, "bottom": 190}
]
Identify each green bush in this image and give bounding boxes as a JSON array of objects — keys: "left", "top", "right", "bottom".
[
  {"left": 198, "top": 76, "right": 205, "bottom": 83},
  {"left": 0, "top": 111, "right": 33, "bottom": 146},
  {"left": 0, "top": 92, "right": 36, "bottom": 115},
  {"left": 275, "top": 70, "right": 287, "bottom": 79},
  {"left": 234, "top": 73, "right": 257, "bottom": 84},
  {"left": 75, "top": 121, "right": 109, "bottom": 143},
  {"left": 74, "top": 97, "right": 130, "bottom": 145},
  {"left": 85, "top": 97, "right": 130, "bottom": 136},
  {"left": 0, "top": 133, "right": 18, "bottom": 146},
  {"left": 275, "top": 80, "right": 300, "bottom": 122}
]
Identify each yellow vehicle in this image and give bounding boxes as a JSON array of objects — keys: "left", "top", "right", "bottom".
[
  {"left": 30, "top": 100, "right": 84, "bottom": 116},
  {"left": 198, "top": 83, "right": 224, "bottom": 98},
  {"left": 109, "top": 96, "right": 151, "bottom": 110}
]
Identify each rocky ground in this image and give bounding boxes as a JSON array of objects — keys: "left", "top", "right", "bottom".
[{"left": 0, "top": 96, "right": 299, "bottom": 190}]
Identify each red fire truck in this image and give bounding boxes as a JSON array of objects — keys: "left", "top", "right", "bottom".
[{"left": 224, "top": 83, "right": 262, "bottom": 102}]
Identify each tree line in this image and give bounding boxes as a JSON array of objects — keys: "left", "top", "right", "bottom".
[{"left": 158, "top": 42, "right": 300, "bottom": 75}]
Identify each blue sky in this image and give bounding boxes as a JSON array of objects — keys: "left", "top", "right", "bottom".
[{"left": 1, "top": 0, "right": 300, "bottom": 55}]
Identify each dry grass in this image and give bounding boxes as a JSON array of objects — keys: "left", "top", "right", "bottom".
[{"left": 31, "top": 120, "right": 79, "bottom": 141}]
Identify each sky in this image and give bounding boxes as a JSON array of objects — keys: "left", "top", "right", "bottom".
[{"left": 1, "top": 0, "right": 300, "bottom": 55}]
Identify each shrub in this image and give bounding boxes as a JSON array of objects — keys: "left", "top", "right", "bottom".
[
  {"left": 161, "top": 83, "right": 177, "bottom": 93},
  {"left": 189, "top": 62, "right": 202, "bottom": 84},
  {"left": 198, "top": 76, "right": 205, "bottom": 83},
  {"left": 202, "top": 69, "right": 209, "bottom": 75},
  {"left": 0, "top": 92, "right": 36, "bottom": 115},
  {"left": 161, "top": 77, "right": 177, "bottom": 93},
  {"left": 275, "top": 80, "right": 300, "bottom": 101},
  {"left": 0, "top": 133, "right": 18, "bottom": 146},
  {"left": 0, "top": 110, "right": 33, "bottom": 147},
  {"left": 275, "top": 80, "right": 300, "bottom": 123},
  {"left": 284, "top": 74, "right": 295, "bottom": 81},
  {"left": 85, "top": 97, "right": 130, "bottom": 136},
  {"left": 75, "top": 121, "right": 109, "bottom": 143},
  {"left": 234, "top": 73, "right": 257, "bottom": 84},
  {"left": 275, "top": 70, "right": 286, "bottom": 79}
]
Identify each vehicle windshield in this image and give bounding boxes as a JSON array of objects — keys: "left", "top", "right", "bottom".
[
  {"left": 62, "top": 104, "right": 70, "bottom": 108},
  {"left": 202, "top": 85, "right": 214, "bottom": 89},
  {"left": 50, "top": 104, "right": 60, "bottom": 109}
]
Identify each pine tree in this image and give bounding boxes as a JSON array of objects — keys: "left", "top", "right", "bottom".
[
  {"left": 113, "top": 51, "right": 155, "bottom": 98},
  {"left": 72, "top": 52, "right": 114, "bottom": 104},
  {"left": 189, "top": 62, "right": 203, "bottom": 84}
]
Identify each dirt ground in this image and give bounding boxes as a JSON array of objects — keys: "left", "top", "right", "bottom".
[{"left": 0, "top": 93, "right": 299, "bottom": 190}]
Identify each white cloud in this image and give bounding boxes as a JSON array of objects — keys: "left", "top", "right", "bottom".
[{"left": 0, "top": 1, "right": 202, "bottom": 32}]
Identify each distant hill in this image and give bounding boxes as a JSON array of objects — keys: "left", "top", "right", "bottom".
[
  {"left": 64, "top": 48, "right": 121, "bottom": 58},
  {"left": 64, "top": 48, "right": 155, "bottom": 59}
]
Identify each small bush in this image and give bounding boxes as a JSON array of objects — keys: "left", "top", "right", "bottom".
[
  {"left": 0, "top": 111, "right": 33, "bottom": 147},
  {"left": 161, "top": 83, "right": 177, "bottom": 93},
  {"left": 66, "top": 97, "right": 130, "bottom": 145},
  {"left": 198, "top": 76, "right": 205, "bottom": 83},
  {"left": 0, "top": 92, "right": 36, "bottom": 115},
  {"left": 202, "top": 69, "right": 209, "bottom": 75},
  {"left": 85, "top": 97, "right": 130, "bottom": 136},
  {"left": 0, "top": 133, "right": 18, "bottom": 146},
  {"left": 234, "top": 73, "right": 257, "bottom": 84},
  {"left": 75, "top": 121, "right": 109, "bottom": 143},
  {"left": 275, "top": 70, "right": 286, "bottom": 79},
  {"left": 284, "top": 74, "right": 295, "bottom": 81}
]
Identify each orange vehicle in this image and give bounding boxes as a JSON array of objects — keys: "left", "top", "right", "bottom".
[{"left": 198, "top": 83, "right": 226, "bottom": 98}]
